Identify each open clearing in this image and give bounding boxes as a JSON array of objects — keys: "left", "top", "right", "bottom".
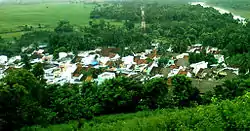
[{"left": 0, "top": 3, "right": 94, "bottom": 34}]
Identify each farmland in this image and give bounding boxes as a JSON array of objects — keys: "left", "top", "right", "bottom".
[{"left": 0, "top": 2, "right": 94, "bottom": 38}]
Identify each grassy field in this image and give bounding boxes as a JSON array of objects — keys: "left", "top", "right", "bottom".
[
  {"left": 225, "top": 9, "right": 250, "bottom": 19},
  {"left": 0, "top": 3, "right": 94, "bottom": 36}
]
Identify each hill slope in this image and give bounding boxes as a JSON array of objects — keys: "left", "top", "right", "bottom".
[{"left": 23, "top": 93, "right": 250, "bottom": 131}]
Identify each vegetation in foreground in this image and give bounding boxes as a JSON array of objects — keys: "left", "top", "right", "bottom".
[
  {"left": 1, "top": 67, "right": 250, "bottom": 130},
  {"left": 23, "top": 92, "right": 250, "bottom": 131}
]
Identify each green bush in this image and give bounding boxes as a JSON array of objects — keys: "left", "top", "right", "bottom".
[{"left": 22, "top": 93, "right": 250, "bottom": 131}]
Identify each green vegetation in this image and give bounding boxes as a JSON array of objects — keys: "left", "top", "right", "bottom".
[
  {"left": 0, "top": 3, "right": 94, "bottom": 37},
  {"left": 22, "top": 92, "right": 250, "bottom": 131},
  {"left": 1, "top": 68, "right": 250, "bottom": 130},
  {"left": 1, "top": 1, "right": 250, "bottom": 130}
]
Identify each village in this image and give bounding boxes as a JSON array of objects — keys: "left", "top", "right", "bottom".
[{"left": 0, "top": 43, "right": 240, "bottom": 86}]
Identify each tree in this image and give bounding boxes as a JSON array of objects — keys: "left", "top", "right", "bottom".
[
  {"left": 158, "top": 56, "right": 169, "bottom": 67},
  {"left": 170, "top": 75, "right": 201, "bottom": 107},
  {"left": 53, "top": 47, "right": 67, "bottom": 59},
  {"left": 0, "top": 69, "right": 51, "bottom": 130},
  {"left": 214, "top": 79, "right": 248, "bottom": 100},
  {"left": 22, "top": 54, "right": 31, "bottom": 70},
  {"left": 124, "top": 20, "right": 135, "bottom": 30},
  {"left": 140, "top": 78, "right": 169, "bottom": 109},
  {"left": 43, "top": 84, "right": 85, "bottom": 123},
  {"left": 32, "top": 63, "right": 45, "bottom": 82},
  {"left": 54, "top": 20, "right": 73, "bottom": 33},
  {"left": 96, "top": 77, "right": 143, "bottom": 114}
]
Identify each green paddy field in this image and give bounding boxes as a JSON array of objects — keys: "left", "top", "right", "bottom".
[{"left": 0, "top": 2, "right": 94, "bottom": 38}]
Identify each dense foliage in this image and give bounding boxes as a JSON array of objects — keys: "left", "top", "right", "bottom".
[
  {"left": 1, "top": 69, "right": 249, "bottom": 130},
  {"left": 90, "top": 2, "right": 250, "bottom": 72},
  {"left": 23, "top": 92, "right": 250, "bottom": 131}
]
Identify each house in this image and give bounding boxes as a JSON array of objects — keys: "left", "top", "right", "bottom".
[
  {"left": 150, "top": 74, "right": 164, "bottom": 79},
  {"left": 59, "top": 52, "right": 68, "bottom": 59},
  {"left": 167, "top": 45, "right": 173, "bottom": 52},
  {"left": 99, "top": 48, "right": 120, "bottom": 57},
  {"left": 134, "top": 64, "right": 148, "bottom": 72},
  {"left": 134, "top": 56, "right": 147, "bottom": 65},
  {"left": 42, "top": 55, "right": 53, "bottom": 62},
  {"left": 98, "top": 57, "right": 110, "bottom": 66},
  {"left": 217, "top": 67, "right": 239, "bottom": 76},
  {"left": 146, "top": 61, "right": 159, "bottom": 75},
  {"left": 0, "top": 55, "right": 7, "bottom": 64},
  {"left": 214, "top": 54, "right": 224, "bottom": 63},
  {"left": 81, "top": 54, "right": 99, "bottom": 66},
  {"left": 151, "top": 43, "right": 159, "bottom": 48},
  {"left": 122, "top": 56, "right": 135, "bottom": 65},
  {"left": 147, "top": 49, "right": 158, "bottom": 60},
  {"left": 8, "top": 56, "right": 21, "bottom": 64},
  {"left": 168, "top": 67, "right": 182, "bottom": 78},
  {"left": 38, "top": 44, "right": 47, "bottom": 49},
  {"left": 30, "top": 58, "right": 42, "bottom": 64},
  {"left": 176, "top": 53, "right": 189, "bottom": 59},
  {"left": 71, "top": 74, "right": 84, "bottom": 84},
  {"left": 97, "top": 72, "right": 116, "bottom": 85},
  {"left": 34, "top": 49, "right": 45, "bottom": 55},
  {"left": 110, "top": 54, "right": 120, "bottom": 61},
  {"left": 190, "top": 61, "right": 208, "bottom": 76},
  {"left": 150, "top": 67, "right": 162, "bottom": 75},
  {"left": 166, "top": 59, "right": 175, "bottom": 67},
  {"left": 175, "top": 58, "right": 189, "bottom": 67},
  {"left": 206, "top": 47, "right": 220, "bottom": 54},
  {"left": 187, "top": 44, "right": 203, "bottom": 53}
]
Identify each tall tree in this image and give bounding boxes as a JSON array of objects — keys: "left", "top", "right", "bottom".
[{"left": 32, "top": 62, "right": 45, "bottom": 82}]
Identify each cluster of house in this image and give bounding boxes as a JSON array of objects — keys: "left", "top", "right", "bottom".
[
  {"left": 164, "top": 44, "right": 239, "bottom": 80},
  {"left": 0, "top": 43, "right": 240, "bottom": 85}
]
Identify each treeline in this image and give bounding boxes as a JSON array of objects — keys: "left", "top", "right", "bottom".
[
  {"left": 49, "top": 20, "right": 152, "bottom": 58},
  {"left": 1, "top": 68, "right": 249, "bottom": 130},
  {"left": 23, "top": 92, "right": 250, "bottom": 131}
]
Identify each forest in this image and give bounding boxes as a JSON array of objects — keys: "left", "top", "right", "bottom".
[{"left": 0, "top": 1, "right": 250, "bottom": 130}]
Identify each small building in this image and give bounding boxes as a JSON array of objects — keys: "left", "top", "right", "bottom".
[
  {"left": 176, "top": 58, "right": 189, "bottom": 67},
  {"left": 122, "top": 56, "right": 135, "bottom": 65},
  {"left": 81, "top": 54, "right": 99, "bottom": 66},
  {"left": 176, "top": 53, "right": 189, "bottom": 59},
  {"left": 97, "top": 72, "right": 116, "bottom": 85},
  {"left": 0, "top": 55, "right": 8, "bottom": 64},
  {"left": 8, "top": 56, "right": 21, "bottom": 64},
  {"left": 190, "top": 61, "right": 208, "bottom": 76},
  {"left": 59, "top": 52, "right": 68, "bottom": 59},
  {"left": 214, "top": 54, "right": 224, "bottom": 64}
]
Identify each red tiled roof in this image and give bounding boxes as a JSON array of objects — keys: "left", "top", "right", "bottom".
[
  {"left": 134, "top": 57, "right": 147, "bottom": 65},
  {"left": 100, "top": 48, "right": 120, "bottom": 57},
  {"left": 178, "top": 70, "right": 187, "bottom": 75},
  {"left": 170, "top": 65, "right": 178, "bottom": 69},
  {"left": 73, "top": 64, "right": 83, "bottom": 77},
  {"left": 146, "top": 49, "right": 157, "bottom": 59},
  {"left": 108, "top": 53, "right": 116, "bottom": 58}
]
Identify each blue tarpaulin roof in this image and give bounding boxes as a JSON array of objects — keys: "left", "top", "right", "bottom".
[{"left": 91, "top": 61, "right": 99, "bottom": 66}]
